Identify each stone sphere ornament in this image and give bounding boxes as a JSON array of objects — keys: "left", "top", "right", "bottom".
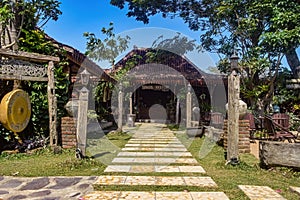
[{"left": 225, "top": 99, "right": 248, "bottom": 119}]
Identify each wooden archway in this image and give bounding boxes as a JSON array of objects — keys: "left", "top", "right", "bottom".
[{"left": 0, "top": 49, "right": 59, "bottom": 146}]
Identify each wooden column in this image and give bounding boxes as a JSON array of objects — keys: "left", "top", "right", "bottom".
[
  {"left": 227, "top": 54, "right": 240, "bottom": 163},
  {"left": 118, "top": 84, "right": 123, "bottom": 131},
  {"left": 186, "top": 83, "right": 192, "bottom": 128},
  {"left": 48, "top": 61, "right": 58, "bottom": 146},
  {"left": 76, "top": 87, "right": 89, "bottom": 156},
  {"left": 176, "top": 97, "right": 180, "bottom": 125},
  {"left": 129, "top": 92, "right": 133, "bottom": 114}
]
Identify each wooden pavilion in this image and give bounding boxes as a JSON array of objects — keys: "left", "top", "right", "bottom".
[{"left": 111, "top": 48, "right": 228, "bottom": 125}]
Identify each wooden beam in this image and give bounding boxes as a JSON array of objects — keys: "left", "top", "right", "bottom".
[
  {"left": 0, "top": 74, "right": 48, "bottom": 82},
  {"left": 0, "top": 49, "right": 60, "bottom": 63}
]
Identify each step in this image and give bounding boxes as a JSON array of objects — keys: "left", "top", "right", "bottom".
[
  {"left": 238, "top": 185, "right": 286, "bottom": 200},
  {"left": 104, "top": 165, "right": 206, "bottom": 173},
  {"left": 121, "top": 147, "right": 188, "bottom": 152},
  {"left": 125, "top": 144, "right": 185, "bottom": 148},
  {"left": 82, "top": 191, "right": 229, "bottom": 200},
  {"left": 117, "top": 152, "right": 192, "bottom": 157},
  {"left": 94, "top": 175, "right": 217, "bottom": 187},
  {"left": 111, "top": 157, "right": 198, "bottom": 164}
]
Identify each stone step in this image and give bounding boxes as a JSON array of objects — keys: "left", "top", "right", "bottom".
[
  {"left": 112, "top": 157, "right": 198, "bottom": 164},
  {"left": 238, "top": 185, "right": 286, "bottom": 200},
  {"left": 127, "top": 141, "right": 181, "bottom": 144},
  {"left": 104, "top": 165, "right": 206, "bottom": 173},
  {"left": 121, "top": 147, "right": 188, "bottom": 152},
  {"left": 125, "top": 144, "right": 185, "bottom": 148},
  {"left": 82, "top": 191, "right": 229, "bottom": 200},
  {"left": 117, "top": 152, "right": 192, "bottom": 157},
  {"left": 94, "top": 175, "right": 217, "bottom": 187}
]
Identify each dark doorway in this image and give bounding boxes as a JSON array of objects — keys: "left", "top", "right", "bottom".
[{"left": 134, "top": 84, "right": 177, "bottom": 123}]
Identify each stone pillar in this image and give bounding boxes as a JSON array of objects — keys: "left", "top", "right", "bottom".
[
  {"left": 186, "top": 84, "right": 192, "bottom": 128},
  {"left": 118, "top": 84, "right": 123, "bottom": 131},
  {"left": 76, "top": 87, "right": 89, "bottom": 156}
]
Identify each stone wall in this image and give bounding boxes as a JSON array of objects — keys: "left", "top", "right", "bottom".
[
  {"left": 61, "top": 117, "right": 77, "bottom": 148},
  {"left": 223, "top": 120, "right": 250, "bottom": 154}
]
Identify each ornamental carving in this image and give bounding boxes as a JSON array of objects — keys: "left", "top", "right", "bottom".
[{"left": 0, "top": 59, "right": 47, "bottom": 77}]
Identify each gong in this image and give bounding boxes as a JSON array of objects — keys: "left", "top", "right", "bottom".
[{"left": 0, "top": 89, "right": 31, "bottom": 132}]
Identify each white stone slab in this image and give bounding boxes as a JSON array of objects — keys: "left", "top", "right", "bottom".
[{"left": 238, "top": 185, "right": 286, "bottom": 200}]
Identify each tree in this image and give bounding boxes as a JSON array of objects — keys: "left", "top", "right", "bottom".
[
  {"left": 0, "top": 0, "right": 61, "bottom": 50},
  {"left": 84, "top": 22, "right": 131, "bottom": 70},
  {"left": 110, "top": 0, "right": 300, "bottom": 111}
]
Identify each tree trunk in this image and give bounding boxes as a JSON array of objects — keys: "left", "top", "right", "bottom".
[{"left": 285, "top": 48, "right": 300, "bottom": 78}]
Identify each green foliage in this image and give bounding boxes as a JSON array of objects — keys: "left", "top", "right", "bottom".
[
  {"left": 84, "top": 22, "right": 131, "bottom": 66},
  {"left": 111, "top": 0, "right": 300, "bottom": 111}
]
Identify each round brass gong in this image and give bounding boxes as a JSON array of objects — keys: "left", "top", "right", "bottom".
[{"left": 0, "top": 89, "right": 31, "bottom": 132}]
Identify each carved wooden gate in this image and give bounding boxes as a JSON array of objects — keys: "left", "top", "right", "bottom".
[{"left": 0, "top": 49, "right": 59, "bottom": 146}]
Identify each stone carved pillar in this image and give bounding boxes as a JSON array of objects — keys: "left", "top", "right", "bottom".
[
  {"left": 186, "top": 83, "right": 192, "bottom": 128},
  {"left": 76, "top": 87, "right": 89, "bottom": 156}
]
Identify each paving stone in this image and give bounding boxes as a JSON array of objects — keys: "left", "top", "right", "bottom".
[
  {"left": 49, "top": 177, "right": 82, "bottom": 189},
  {"left": 183, "top": 176, "right": 217, "bottom": 187},
  {"left": 82, "top": 191, "right": 121, "bottom": 200},
  {"left": 20, "top": 177, "right": 50, "bottom": 190},
  {"left": 0, "top": 190, "right": 9, "bottom": 195},
  {"left": 121, "top": 147, "right": 187, "bottom": 152},
  {"left": 130, "top": 165, "right": 155, "bottom": 173},
  {"left": 178, "top": 166, "right": 206, "bottom": 173},
  {"left": 238, "top": 185, "right": 286, "bottom": 200},
  {"left": 125, "top": 144, "right": 185, "bottom": 148},
  {"left": 29, "top": 190, "right": 52, "bottom": 197},
  {"left": 190, "top": 192, "right": 230, "bottom": 200},
  {"left": 95, "top": 176, "right": 127, "bottom": 185},
  {"left": 156, "top": 191, "right": 192, "bottom": 200},
  {"left": 119, "top": 191, "right": 155, "bottom": 200},
  {"left": 155, "top": 176, "right": 185, "bottom": 186},
  {"left": 125, "top": 176, "right": 156, "bottom": 185},
  {"left": 7, "top": 195, "right": 28, "bottom": 200},
  {"left": 0, "top": 179, "right": 22, "bottom": 188},
  {"left": 155, "top": 166, "right": 180, "bottom": 172},
  {"left": 104, "top": 165, "right": 131, "bottom": 173},
  {"left": 77, "top": 183, "right": 90, "bottom": 190},
  {"left": 289, "top": 186, "right": 300, "bottom": 196}
]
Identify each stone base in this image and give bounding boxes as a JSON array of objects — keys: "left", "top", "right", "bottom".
[
  {"left": 61, "top": 117, "right": 77, "bottom": 148},
  {"left": 223, "top": 120, "right": 251, "bottom": 154}
]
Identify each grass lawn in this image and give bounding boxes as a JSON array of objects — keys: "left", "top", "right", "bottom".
[
  {"left": 0, "top": 127, "right": 299, "bottom": 199},
  {"left": 176, "top": 133, "right": 300, "bottom": 200}
]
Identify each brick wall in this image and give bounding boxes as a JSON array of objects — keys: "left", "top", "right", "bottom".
[
  {"left": 223, "top": 120, "right": 250, "bottom": 154},
  {"left": 61, "top": 117, "right": 77, "bottom": 148}
]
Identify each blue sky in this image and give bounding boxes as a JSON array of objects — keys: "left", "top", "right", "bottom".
[
  {"left": 43, "top": 0, "right": 217, "bottom": 70},
  {"left": 43, "top": 0, "right": 296, "bottom": 70}
]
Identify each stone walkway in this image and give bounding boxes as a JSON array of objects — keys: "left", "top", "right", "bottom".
[
  {"left": 0, "top": 176, "right": 96, "bottom": 200},
  {"left": 0, "top": 123, "right": 298, "bottom": 199},
  {"left": 82, "top": 123, "right": 230, "bottom": 200}
]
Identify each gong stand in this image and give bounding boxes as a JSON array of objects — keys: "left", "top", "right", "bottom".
[{"left": 0, "top": 48, "right": 60, "bottom": 146}]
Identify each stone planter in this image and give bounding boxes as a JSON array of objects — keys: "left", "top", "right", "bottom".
[
  {"left": 127, "top": 114, "right": 136, "bottom": 127},
  {"left": 186, "top": 127, "right": 205, "bottom": 138}
]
